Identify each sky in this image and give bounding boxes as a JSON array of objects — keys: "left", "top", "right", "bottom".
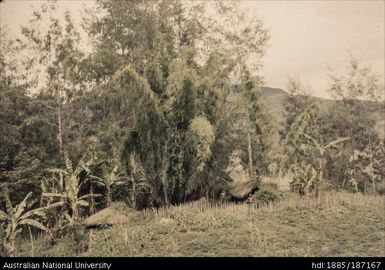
[{"left": 1, "top": 0, "right": 384, "bottom": 98}]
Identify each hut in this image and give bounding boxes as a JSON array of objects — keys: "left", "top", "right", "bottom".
[
  {"left": 229, "top": 180, "right": 259, "bottom": 202},
  {"left": 83, "top": 203, "right": 132, "bottom": 229}
]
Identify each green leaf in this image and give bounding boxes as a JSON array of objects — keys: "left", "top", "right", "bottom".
[
  {"left": 19, "top": 219, "right": 47, "bottom": 231},
  {"left": 78, "top": 194, "right": 101, "bottom": 201},
  {"left": 43, "top": 192, "right": 66, "bottom": 198},
  {"left": 89, "top": 175, "right": 105, "bottom": 183},
  {"left": 299, "top": 133, "right": 321, "bottom": 150},
  {"left": 64, "top": 212, "right": 73, "bottom": 224},
  {"left": 14, "top": 192, "right": 33, "bottom": 219},
  {"left": 3, "top": 192, "right": 14, "bottom": 219},
  {"left": 46, "top": 168, "right": 69, "bottom": 175},
  {"left": 64, "top": 153, "right": 74, "bottom": 174},
  {"left": 19, "top": 202, "right": 64, "bottom": 220},
  {"left": 325, "top": 137, "right": 350, "bottom": 149},
  {"left": 5, "top": 224, "right": 11, "bottom": 238},
  {"left": 0, "top": 210, "right": 8, "bottom": 221},
  {"left": 76, "top": 200, "right": 89, "bottom": 207},
  {"left": 19, "top": 209, "right": 45, "bottom": 221}
]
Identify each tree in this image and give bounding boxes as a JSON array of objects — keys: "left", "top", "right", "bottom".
[
  {"left": 279, "top": 101, "right": 320, "bottom": 175},
  {"left": 20, "top": 2, "right": 82, "bottom": 157},
  {"left": 82, "top": 0, "right": 270, "bottom": 206},
  {"left": 326, "top": 56, "right": 384, "bottom": 192},
  {"left": 0, "top": 32, "right": 59, "bottom": 204}
]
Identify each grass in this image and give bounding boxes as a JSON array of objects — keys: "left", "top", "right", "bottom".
[{"left": 15, "top": 191, "right": 385, "bottom": 257}]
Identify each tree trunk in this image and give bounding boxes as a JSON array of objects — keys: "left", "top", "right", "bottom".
[
  {"left": 247, "top": 130, "right": 256, "bottom": 182},
  {"left": 57, "top": 104, "right": 63, "bottom": 155},
  {"left": 369, "top": 137, "right": 376, "bottom": 192},
  {"left": 72, "top": 204, "right": 78, "bottom": 224},
  {"left": 316, "top": 156, "right": 325, "bottom": 199},
  {"left": 90, "top": 181, "right": 95, "bottom": 214},
  {"left": 163, "top": 182, "right": 169, "bottom": 206},
  {"left": 9, "top": 231, "right": 16, "bottom": 256},
  {"left": 106, "top": 188, "right": 112, "bottom": 208},
  {"left": 131, "top": 182, "right": 136, "bottom": 209}
]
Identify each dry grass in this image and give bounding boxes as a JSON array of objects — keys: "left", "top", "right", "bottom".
[
  {"left": 15, "top": 191, "right": 385, "bottom": 257},
  {"left": 147, "top": 191, "right": 384, "bottom": 218}
]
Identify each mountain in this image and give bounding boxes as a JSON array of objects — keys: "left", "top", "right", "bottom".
[
  {"left": 260, "top": 86, "right": 289, "bottom": 97},
  {"left": 260, "top": 86, "right": 288, "bottom": 127}
]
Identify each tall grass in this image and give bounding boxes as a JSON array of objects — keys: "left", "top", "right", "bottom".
[
  {"left": 15, "top": 191, "right": 384, "bottom": 257},
  {"left": 147, "top": 191, "right": 384, "bottom": 218}
]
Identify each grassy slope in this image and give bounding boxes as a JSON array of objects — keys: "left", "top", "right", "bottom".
[{"left": 17, "top": 192, "right": 385, "bottom": 257}]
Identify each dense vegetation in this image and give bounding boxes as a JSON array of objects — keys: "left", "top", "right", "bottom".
[{"left": 0, "top": 0, "right": 384, "bottom": 257}]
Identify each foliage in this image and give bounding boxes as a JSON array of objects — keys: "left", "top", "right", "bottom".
[
  {"left": 329, "top": 56, "right": 384, "bottom": 102},
  {"left": 126, "top": 153, "right": 152, "bottom": 210},
  {"left": 252, "top": 183, "right": 282, "bottom": 204},
  {"left": 0, "top": 190, "right": 62, "bottom": 256},
  {"left": 43, "top": 154, "right": 100, "bottom": 225},
  {"left": 294, "top": 133, "right": 349, "bottom": 197},
  {"left": 1, "top": 0, "right": 384, "bottom": 256},
  {"left": 90, "top": 161, "right": 125, "bottom": 207}
]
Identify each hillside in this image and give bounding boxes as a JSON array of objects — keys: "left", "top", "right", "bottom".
[{"left": 260, "top": 86, "right": 385, "bottom": 139}]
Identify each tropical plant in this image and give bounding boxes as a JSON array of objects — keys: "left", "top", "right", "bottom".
[
  {"left": 90, "top": 161, "right": 126, "bottom": 207},
  {"left": 298, "top": 133, "right": 350, "bottom": 197},
  {"left": 0, "top": 191, "right": 62, "bottom": 256},
  {"left": 126, "top": 153, "right": 151, "bottom": 210},
  {"left": 290, "top": 162, "right": 318, "bottom": 196},
  {"left": 43, "top": 154, "right": 100, "bottom": 225}
]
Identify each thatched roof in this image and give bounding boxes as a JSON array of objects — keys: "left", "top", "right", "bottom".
[
  {"left": 229, "top": 180, "right": 259, "bottom": 200},
  {"left": 83, "top": 204, "right": 132, "bottom": 228}
]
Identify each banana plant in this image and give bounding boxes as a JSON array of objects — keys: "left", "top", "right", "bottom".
[
  {"left": 90, "top": 162, "right": 126, "bottom": 207},
  {"left": 127, "top": 153, "right": 151, "bottom": 209},
  {"left": 43, "top": 153, "right": 100, "bottom": 225},
  {"left": 298, "top": 133, "right": 350, "bottom": 197},
  {"left": 0, "top": 191, "right": 63, "bottom": 256},
  {"left": 291, "top": 162, "right": 317, "bottom": 196}
]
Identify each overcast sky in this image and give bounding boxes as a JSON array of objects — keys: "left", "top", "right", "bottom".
[{"left": 1, "top": 0, "right": 384, "bottom": 98}]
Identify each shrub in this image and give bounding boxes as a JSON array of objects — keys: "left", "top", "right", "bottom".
[
  {"left": 376, "top": 182, "right": 385, "bottom": 195},
  {"left": 253, "top": 183, "right": 282, "bottom": 204}
]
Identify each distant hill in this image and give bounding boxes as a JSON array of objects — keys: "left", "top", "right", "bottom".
[
  {"left": 260, "top": 86, "right": 289, "bottom": 97},
  {"left": 259, "top": 86, "right": 288, "bottom": 128},
  {"left": 260, "top": 86, "right": 385, "bottom": 139}
]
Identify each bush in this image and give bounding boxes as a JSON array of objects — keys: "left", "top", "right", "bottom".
[
  {"left": 253, "top": 182, "right": 282, "bottom": 204},
  {"left": 375, "top": 182, "right": 385, "bottom": 195},
  {"left": 0, "top": 224, "right": 6, "bottom": 256}
]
